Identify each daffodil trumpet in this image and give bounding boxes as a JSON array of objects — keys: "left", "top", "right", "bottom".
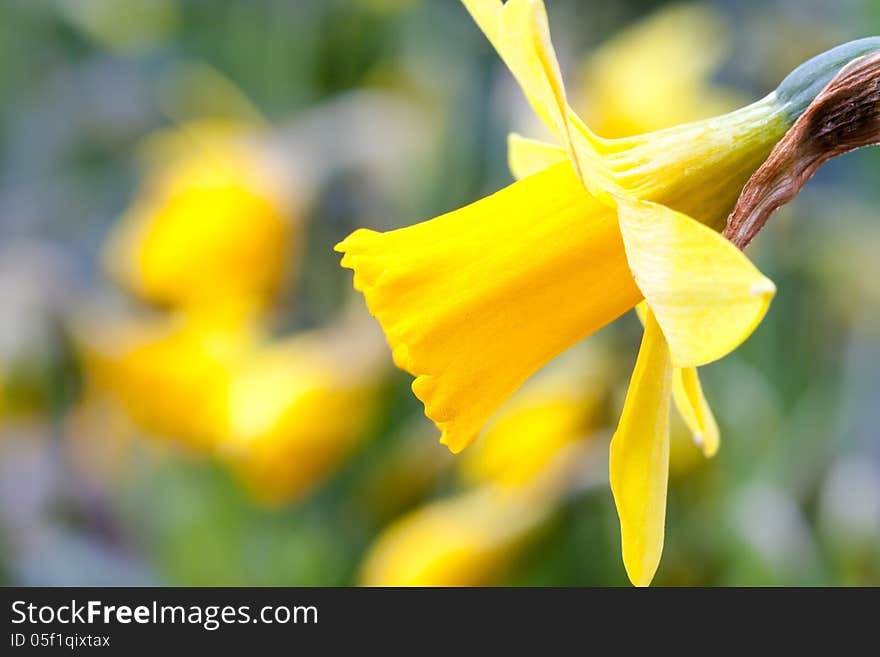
[{"left": 338, "top": 0, "right": 880, "bottom": 586}]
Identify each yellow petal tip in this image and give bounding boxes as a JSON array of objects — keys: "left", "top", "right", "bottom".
[
  {"left": 750, "top": 279, "right": 776, "bottom": 297},
  {"left": 626, "top": 569, "right": 657, "bottom": 588}
]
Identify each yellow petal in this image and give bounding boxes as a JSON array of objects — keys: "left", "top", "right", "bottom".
[
  {"left": 633, "top": 299, "right": 649, "bottom": 324},
  {"left": 497, "top": 0, "right": 583, "bottom": 176},
  {"left": 460, "top": 0, "right": 503, "bottom": 51},
  {"left": 617, "top": 195, "right": 775, "bottom": 368},
  {"left": 462, "top": 1, "right": 629, "bottom": 201},
  {"left": 507, "top": 133, "right": 567, "bottom": 180},
  {"left": 337, "top": 161, "right": 642, "bottom": 453},
  {"left": 462, "top": 1, "right": 564, "bottom": 138},
  {"left": 673, "top": 367, "right": 720, "bottom": 458},
  {"left": 609, "top": 309, "right": 673, "bottom": 587},
  {"left": 634, "top": 301, "right": 720, "bottom": 457}
]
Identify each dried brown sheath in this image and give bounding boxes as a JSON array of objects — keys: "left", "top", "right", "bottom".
[{"left": 725, "top": 51, "right": 880, "bottom": 249}]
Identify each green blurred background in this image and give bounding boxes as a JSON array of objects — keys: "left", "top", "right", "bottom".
[{"left": 0, "top": 0, "right": 878, "bottom": 586}]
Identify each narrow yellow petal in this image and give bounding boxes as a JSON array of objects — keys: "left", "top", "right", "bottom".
[
  {"left": 672, "top": 367, "right": 720, "bottom": 458},
  {"left": 461, "top": 0, "right": 565, "bottom": 141},
  {"left": 462, "top": 0, "right": 616, "bottom": 199},
  {"left": 635, "top": 301, "right": 720, "bottom": 457},
  {"left": 461, "top": 0, "right": 503, "bottom": 51},
  {"left": 609, "top": 309, "right": 673, "bottom": 587},
  {"left": 617, "top": 195, "right": 776, "bottom": 368},
  {"left": 337, "top": 162, "right": 642, "bottom": 453},
  {"left": 507, "top": 133, "right": 567, "bottom": 180},
  {"left": 498, "top": 0, "right": 583, "bottom": 177}
]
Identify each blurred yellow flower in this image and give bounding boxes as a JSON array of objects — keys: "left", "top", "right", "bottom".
[
  {"left": 218, "top": 317, "right": 388, "bottom": 506},
  {"left": 576, "top": 3, "right": 742, "bottom": 138},
  {"left": 72, "top": 302, "right": 260, "bottom": 452},
  {"left": 360, "top": 484, "right": 553, "bottom": 586},
  {"left": 339, "top": 0, "right": 879, "bottom": 585},
  {"left": 74, "top": 303, "right": 389, "bottom": 504},
  {"left": 360, "top": 443, "right": 583, "bottom": 586},
  {"left": 360, "top": 346, "right": 602, "bottom": 586},
  {"left": 71, "top": 96, "right": 414, "bottom": 505},
  {"left": 456, "top": 345, "right": 607, "bottom": 488},
  {"left": 104, "top": 120, "right": 299, "bottom": 312}
]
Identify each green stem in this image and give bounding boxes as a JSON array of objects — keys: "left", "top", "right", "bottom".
[{"left": 775, "top": 37, "right": 880, "bottom": 121}]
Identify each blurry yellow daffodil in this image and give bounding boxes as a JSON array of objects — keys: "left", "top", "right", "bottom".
[
  {"left": 104, "top": 120, "right": 299, "bottom": 311},
  {"left": 72, "top": 302, "right": 260, "bottom": 452},
  {"left": 576, "top": 3, "right": 742, "bottom": 138},
  {"left": 360, "top": 442, "right": 596, "bottom": 586},
  {"left": 360, "top": 353, "right": 600, "bottom": 586},
  {"left": 359, "top": 482, "right": 556, "bottom": 586},
  {"left": 338, "top": 0, "right": 880, "bottom": 584},
  {"left": 72, "top": 83, "right": 436, "bottom": 504},
  {"left": 218, "top": 316, "right": 388, "bottom": 506},
  {"left": 74, "top": 303, "right": 388, "bottom": 503},
  {"left": 74, "top": 119, "right": 292, "bottom": 458},
  {"left": 456, "top": 345, "right": 607, "bottom": 488}
]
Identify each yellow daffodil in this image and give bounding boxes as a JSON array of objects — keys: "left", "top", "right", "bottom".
[
  {"left": 338, "top": 0, "right": 880, "bottom": 585},
  {"left": 360, "top": 347, "right": 603, "bottom": 586},
  {"left": 359, "top": 482, "right": 555, "bottom": 586},
  {"left": 71, "top": 302, "right": 260, "bottom": 452},
  {"left": 218, "top": 317, "right": 388, "bottom": 506},
  {"left": 103, "top": 120, "right": 299, "bottom": 311},
  {"left": 576, "top": 3, "right": 742, "bottom": 138},
  {"left": 72, "top": 300, "right": 390, "bottom": 504},
  {"left": 456, "top": 345, "right": 607, "bottom": 488},
  {"left": 72, "top": 85, "right": 434, "bottom": 505},
  {"left": 360, "top": 357, "right": 598, "bottom": 586}
]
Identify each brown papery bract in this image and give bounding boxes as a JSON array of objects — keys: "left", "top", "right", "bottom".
[{"left": 725, "top": 51, "right": 880, "bottom": 249}]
